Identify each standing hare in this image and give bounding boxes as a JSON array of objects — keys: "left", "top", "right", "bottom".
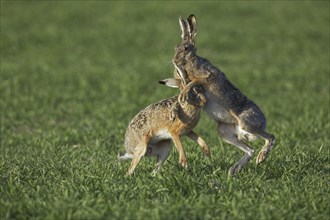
[
  {"left": 119, "top": 62, "right": 210, "bottom": 176},
  {"left": 161, "top": 15, "right": 275, "bottom": 175}
]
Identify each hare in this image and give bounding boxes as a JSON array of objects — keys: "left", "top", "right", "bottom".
[
  {"left": 119, "top": 62, "right": 210, "bottom": 176},
  {"left": 160, "top": 15, "right": 275, "bottom": 175}
]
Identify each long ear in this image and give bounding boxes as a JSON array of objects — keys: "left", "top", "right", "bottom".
[
  {"left": 179, "top": 16, "right": 189, "bottom": 42},
  {"left": 159, "top": 78, "right": 181, "bottom": 88},
  {"left": 172, "top": 60, "right": 189, "bottom": 86},
  {"left": 187, "top": 15, "right": 197, "bottom": 43}
]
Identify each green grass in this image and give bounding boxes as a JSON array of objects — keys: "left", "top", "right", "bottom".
[{"left": 1, "top": 1, "right": 329, "bottom": 220}]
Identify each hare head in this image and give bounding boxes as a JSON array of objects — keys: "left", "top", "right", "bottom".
[
  {"left": 159, "top": 15, "right": 199, "bottom": 89},
  {"left": 173, "top": 15, "right": 198, "bottom": 64}
]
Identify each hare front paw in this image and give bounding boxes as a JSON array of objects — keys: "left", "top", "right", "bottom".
[
  {"left": 203, "top": 147, "right": 211, "bottom": 158},
  {"left": 170, "top": 104, "right": 180, "bottom": 121},
  {"left": 179, "top": 92, "right": 189, "bottom": 104},
  {"left": 180, "top": 158, "right": 188, "bottom": 168}
]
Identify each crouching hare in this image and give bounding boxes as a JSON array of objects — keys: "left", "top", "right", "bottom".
[
  {"left": 161, "top": 15, "right": 275, "bottom": 175},
  {"left": 119, "top": 62, "right": 210, "bottom": 176}
]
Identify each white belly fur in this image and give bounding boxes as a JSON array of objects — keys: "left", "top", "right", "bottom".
[
  {"left": 204, "top": 99, "right": 233, "bottom": 123},
  {"left": 149, "top": 129, "right": 172, "bottom": 144}
]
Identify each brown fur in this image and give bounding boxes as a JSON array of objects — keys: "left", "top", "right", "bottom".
[
  {"left": 121, "top": 64, "right": 210, "bottom": 176},
  {"left": 162, "top": 15, "right": 275, "bottom": 175}
]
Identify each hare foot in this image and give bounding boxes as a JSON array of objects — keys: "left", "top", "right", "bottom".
[
  {"left": 256, "top": 135, "right": 275, "bottom": 164},
  {"left": 228, "top": 153, "right": 252, "bottom": 176},
  {"left": 256, "top": 150, "right": 268, "bottom": 164}
]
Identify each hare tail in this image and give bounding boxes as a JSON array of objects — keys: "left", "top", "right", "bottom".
[{"left": 117, "top": 152, "right": 133, "bottom": 161}]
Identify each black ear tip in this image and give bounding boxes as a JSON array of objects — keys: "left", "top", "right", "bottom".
[{"left": 159, "top": 80, "right": 166, "bottom": 85}]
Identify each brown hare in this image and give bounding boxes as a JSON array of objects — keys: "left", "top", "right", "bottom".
[
  {"left": 119, "top": 62, "right": 210, "bottom": 176},
  {"left": 161, "top": 15, "right": 275, "bottom": 175}
]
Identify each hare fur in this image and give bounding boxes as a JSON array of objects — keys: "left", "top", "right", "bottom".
[
  {"left": 120, "top": 63, "right": 210, "bottom": 176},
  {"left": 161, "top": 15, "right": 275, "bottom": 175}
]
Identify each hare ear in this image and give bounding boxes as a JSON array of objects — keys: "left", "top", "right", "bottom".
[
  {"left": 187, "top": 15, "right": 197, "bottom": 43},
  {"left": 179, "top": 16, "right": 189, "bottom": 42},
  {"left": 159, "top": 78, "right": 181, "bottom": 88},
  {"left": 172, "top": 60, "right": 189, "bottom": 86}
]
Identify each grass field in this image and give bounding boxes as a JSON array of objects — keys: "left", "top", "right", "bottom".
[{"left": 1, "top": 1, "right": 329, "bottom": 220}]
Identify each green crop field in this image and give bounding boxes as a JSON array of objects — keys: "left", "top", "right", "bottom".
[{"left": 1, "top": 1, "right": 329, "bottom": 220}]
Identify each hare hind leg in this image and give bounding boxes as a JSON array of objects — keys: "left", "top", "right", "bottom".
[
  {"left": 237, "top": 124, "right": 275, "bottom": 164},
  {"left": 231, "top": 109, "right": 276, "bottom": 165},
  {"left": 254, "top": 130, "right": 275, "bottom": 164},
  {"left": 237, "top": 119, "right": 275, "bottom": 164},
  {"left": 152, "top": 140, "right": 172, "bottom": 176},
  {"left": 118, "top": 152, "right": 133, "bottom": 161},
  {"left": 186, "top": 130, "right": 211, "bottom": 157},
  {"left": 127, "top": 143, "right": 148, "bottom": 176},
  {"left": 218, "top": 123, "right": 255, "bottom": 175}
]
